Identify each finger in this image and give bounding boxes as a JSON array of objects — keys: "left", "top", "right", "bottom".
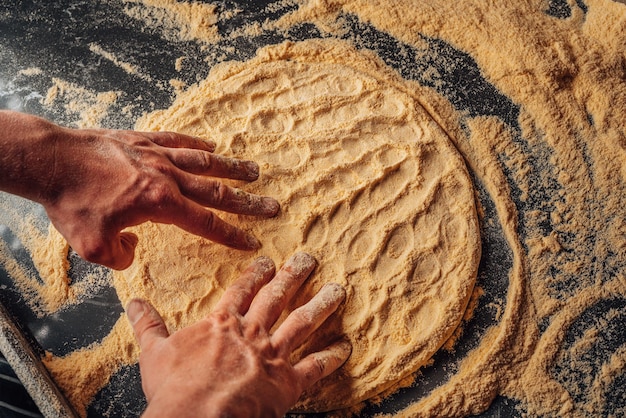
[
  {"left": 293, "top": 340, "right": 352, "bottom": 389},
  {"left": 143, "top": 131, "right": 216, "bottom": 152},
  {"left": 245, "top": 252, "right": 316, "bottom": 330},
  {"left": 169, "top": 199, "right": 261, "bottom": 250},
  {"left": 213, "top": 256, "right": 276, "bottom": 315},
  {"left": 169, "top": 150, "right": 260, "bottom": 181},
  {"left": 126, "top": 298, "right": 170, "bottom": 351},
  {"left": 176, "top": 174, "right": 279, "bottom": 217},
  {"left": 271, "top": 283, "right": 346, "bottom": 355}
]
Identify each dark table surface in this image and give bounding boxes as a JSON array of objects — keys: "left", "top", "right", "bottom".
[{"left": 0, "top": 1, "right": 624, "bottom": 417}]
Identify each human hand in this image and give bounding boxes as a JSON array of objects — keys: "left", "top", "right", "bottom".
[
  {"left": 127, "top": 252, "right": 351, "bottom": 418},
  {"left": 15, "top": 115, "right": 279, "bottom": 269},
  {"left": 46, "top": 127, "right": 279, "bottom": 269}
]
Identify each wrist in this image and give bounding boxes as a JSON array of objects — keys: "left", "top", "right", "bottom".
[{"left": 0, "top": 110, "right": 65, "bottom": 204}]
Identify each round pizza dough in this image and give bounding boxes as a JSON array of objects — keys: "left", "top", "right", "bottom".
[{"left": 114, "top": 39, "right": 481, "bottom": 411}]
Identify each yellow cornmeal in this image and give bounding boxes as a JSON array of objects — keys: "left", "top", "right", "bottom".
[
  {"left": 0, "top": 0, "right": 624, "bottom": 417},
  {"left": 122, "top": 0, "right": 219, "bottom": 44},
  {"left": 124, "top": 39, "right": 480, "bottom": 412},
  {"left": 38, "top": 39, "right": 483, "bottom": 416}
]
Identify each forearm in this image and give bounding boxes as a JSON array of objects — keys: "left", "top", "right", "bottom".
[{"left": 0, "top": 110, "right": 63, "bottom": 203}]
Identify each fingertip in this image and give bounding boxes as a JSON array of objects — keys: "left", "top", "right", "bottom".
[
  {"left": 285, "top": 252, "right": 317, "bottom": 276},
  {"left": 321, "top": 283, "right": 347, "bottom": 303},
  {"left": 262, "top": 197, "right": 280, "bottom": 217},
  {"left": 244, "top": 161, "right": 260, "bottom": 181},
  {"left": 331, "top": 339, "right": 352, "bottom": 363},
  {"left": 295, "top": 339, "right": 352, "bottom": 387},
  {"left": 243, "top": 233, "right": 261, "bottom": 251},
  {"left": 214, "top": 256, "right": 276, "bottom": 314},
  {"left": 221, "top": 229, "right": 260, "bottom": 252},
  {"left": 126, "top": 298, "right": 148, "bottom": 326},
  {"left": 252, "top": 256, "right": 276, "bottom": 276},
  {"left": 126, "top": 298, "right": 169, "bottom": 347},
  {"left": 297, "top": 251, "right": 317, "bottom": 265},
  {"left": 319, "top": 339, "right": 352, "bottom": 372},
  {"left": 201, "top": 138, "right": 217, "bottom": 152}
]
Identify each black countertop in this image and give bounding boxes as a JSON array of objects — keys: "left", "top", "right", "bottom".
[{"left": 0, "top": 1, "right": 624, "bottom": 417}]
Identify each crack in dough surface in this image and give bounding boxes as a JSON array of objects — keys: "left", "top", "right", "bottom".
[{"left": 116, "top": 39, "right": 481, "bottom": 411}]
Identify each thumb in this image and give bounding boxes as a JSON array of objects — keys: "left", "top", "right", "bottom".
[{"left": 126, "top": 298, "right": 169, "bottom": 350}]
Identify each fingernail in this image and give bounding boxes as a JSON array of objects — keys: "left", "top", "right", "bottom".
[
  {"left": 126, "top": 299, "right": 146, "bottom": 325},
  {"left": 253, "top": 256, "right": 275, "bottom": 274},
  {"left": 245, "top": 161, "right": 259, "bottom": 180},
  {"left": 204, "top": 139, "right": 217, "bottom": 152},
  {"left": 262, "top": 197, "right": 280, "bottom": 216},
  {"left": 246, "top": 233, "right": 261, "bottom": 250},
  {"left": 336, "top": 340, "right": 352, "bottom": 359},
  {"left": 286, "top": 252, "right": 317, "bottom": 276},
  {"left": 321, "top": 283, "right": 347, "bottom": 304}
]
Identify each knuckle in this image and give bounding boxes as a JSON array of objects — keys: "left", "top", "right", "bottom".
[
  {"left": 247, "top": 320, "right": 262, "bottom": 335},
  {"left": 210, "top": 309, "right": 233, "bottom": 324},
  {"left": 139, "top": 317, "right": 164, "bottom": 336},
  {"left": 201, "top": 210, "right": 217, "bottom": 232},
  {"left": 208, "top": 182, "right": 229, "bottom": 205},
  {"left": 148, "top": 158, "right": 172, "bottom": 176},
  {"left": 199, "top": 151, "right": 213, "bottom": 171},
  {"left": 314, "top": 355, "right": 327, "bottom": 375},
  {"left": 207, "top": 309, "right": 242, "bottom": 332},
  {"left": 307, "top": 355, "right": 328, "bottom": 382},
  {"left": 144, "top": 179, "right": 176, "bottom": 208},
  {"left": 243, "top": 320, "right": 264, "bottom": 339},
  {"left": 302, "top": 355, "right": 327, "bottom": 384},
  {"left": 163, "top": 131, "right": 180, "bottom": 146}
]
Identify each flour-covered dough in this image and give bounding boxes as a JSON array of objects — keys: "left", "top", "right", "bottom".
[{"left": 115, "top": 39, "right": 480, "bottom": 411}]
